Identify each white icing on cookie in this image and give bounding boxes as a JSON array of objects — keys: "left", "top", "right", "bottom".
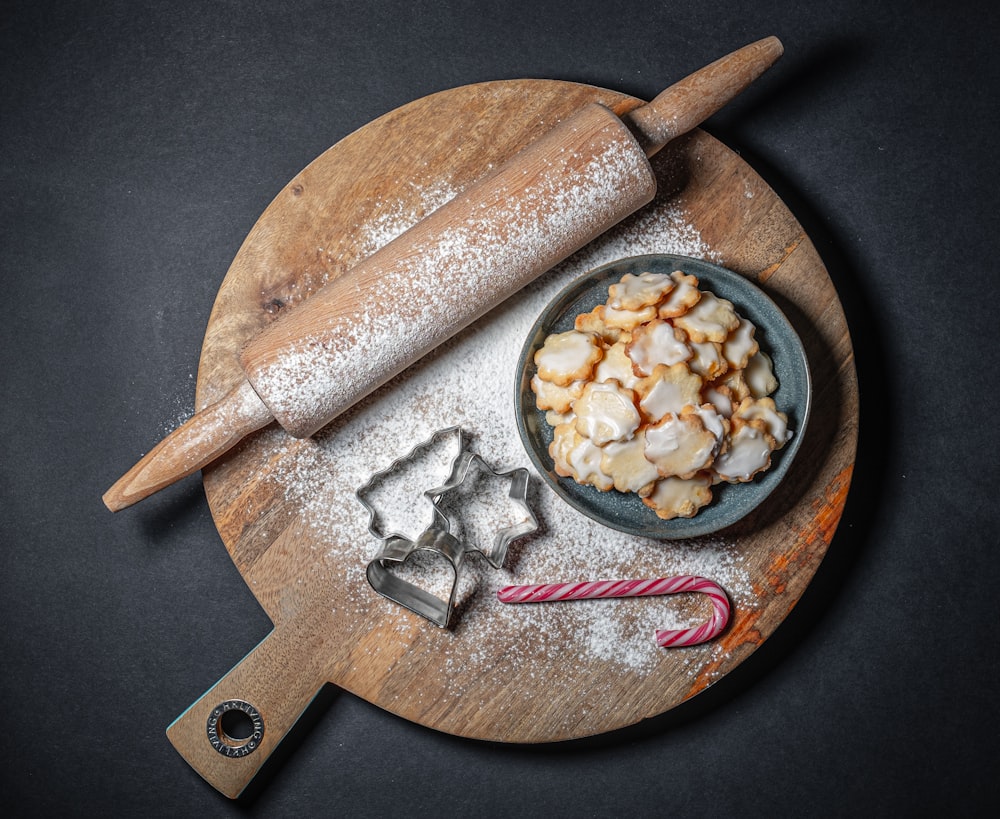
[
  {"left": 602, "top": 302, "right": 657, "bottom": 331},
  {"left": 574, "top": 305, "right": 622, "bottom": 343},
  {"left": 600, "top": 430, "right": 661, "bottom": 496},
  {"left": 636, "top": 363, "right": 703, "bottom": 423},
  {"left": 594, "top": 340, "right": 640, "bottom": 389},
  {"left": 643, "top": 411, "right": 718, "bottom": 479},
  {"left": 626, "top": 319, "right": 691, "bottom": 376},
  {"left": 744, "top": 350, "right": 778, "bottom": 398},
  {"left": 657, "top": 270, "right": 702, "bottom": 318},
  {"left": 573, "top": 380, "right": 641, "bottom": 446},
  {"left": 545, "top": 409, "right": 574, "bottom": 427},
  {"left": 722, "top": 317, "right": 759, "bottom": 369},
  {"left": 687, "top": 339, "right": 728, "bottom": 379},
  {"left": 712, "top": 421, "right": 773, "bottom": 482},
  {"left": 673, "top": 291, "right": 740, "bottom": 343},
  {"left": 530, "top": 374, "right": 584, "bottom": 414},
  {"left": 734, "top": 397, "right": 791, "bottom": 445},
  {"left": 534, "top": 330, "right": 602, "bottom": 386},
  {"left": 693, "top": 403, "right": 728, "bottom": 446},
  {"left": 642, "top": 474, "right": 714, "bottom": 520},
  {"left": 607, "top": 271, "right": 675, "bottom": 311},
  {"left": 550, "top": 423, "right": 614, "bottom": 490},
  {"left": 702, "top": 384, "right": 734, "bottom": 418}
]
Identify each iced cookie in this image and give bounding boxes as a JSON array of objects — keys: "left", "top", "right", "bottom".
[
  {"left": 712, "top": 416, "right": 777, "bottom": 482},
  {"left": 733, "top": 396, "right": 790, "bottom": 445},
  {"left": 673, "top": 290, "right": 740, "bottom": 343},
  {"left": 573, "top": 380, "right": 641, "bottom": 446},
  {"left": 534, "top": 330, "right": 602, "bottom": 386},
  {"left": 657, "top": 270, "right": 702, "bottom": 318},
  {"left": 608, "top": 271, "right": 675, "bottom": 311},
  {"left": 594, "top": 339, "right": 641, "bottom": 390},
  {"left": 643, "top": 410, "right": 720, "bottom": 479},
  {"left": 574, "top": 304, "right": 623, "bottom": 344},
  {"left": 602, "top": 302, "right": 658, "bottom": 332},
  {"left": 642, "top": 474, "right": 714, "bottom": 520},
  {"left": 687, "top": 339, "right": 729, "bottom": 380},
  {"left": 713, "top": 368, "right": 751, "bottom": 405},
  {"left": 722, "top": 317, "right": 759, "bottom": 370},
  {"left": 530, "top": 374, "right": 584, "bottom": 414},
  {"left": 549, "top": 422, "right": 614, "bottom": 491},
  {"left": 600, "top": 430, "right": 661, "bottom": 496},
  {"left": 744, "top": 350, "right": 779, "bottom": 398},
  {"left": 635, "top": 363, "right": 704, "bottom": 424},
  {"left": 625, "top": 319, "right": 691, "bottom": 376}
]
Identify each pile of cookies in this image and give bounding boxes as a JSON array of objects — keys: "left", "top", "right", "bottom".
[{"left": 531, "top": 269, "right": 791, "bottom": 520}]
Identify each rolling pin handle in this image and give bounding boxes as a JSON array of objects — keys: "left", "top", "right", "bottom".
[
  {"left": 623, "top": 35, "right": 784, "bottom": 157},
  {"left": 103, "top": 379, "right": 273, "bottom": 512}
]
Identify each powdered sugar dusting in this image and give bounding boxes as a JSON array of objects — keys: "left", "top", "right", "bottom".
[
  {"left": 354, "top": 185, "right": 460, "bottom": 258},
  {"left": 251, "top": 181, "right": 747, "bottom": 689}
]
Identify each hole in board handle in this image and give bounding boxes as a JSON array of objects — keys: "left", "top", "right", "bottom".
[{"left": 206, "top": 700, "right": 264, "bottom": 757}]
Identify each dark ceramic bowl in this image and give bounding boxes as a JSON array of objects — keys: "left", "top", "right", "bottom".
[{"left": 515, "top": 254, "right": 811, "bottom": 540}]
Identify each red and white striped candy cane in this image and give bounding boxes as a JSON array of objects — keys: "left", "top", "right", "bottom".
[{"left": 496, "top": 575, "right": 730, "bottom": 648}]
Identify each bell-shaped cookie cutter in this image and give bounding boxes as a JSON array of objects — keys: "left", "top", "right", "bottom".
[
  {"left": 356, "top": 426, "right": 538, "bottom": 628},
  {"left": 365, "top": 528, "right": 467, "bottom": 627}
]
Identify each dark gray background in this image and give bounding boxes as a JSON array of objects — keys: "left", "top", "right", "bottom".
[{"left": 2, "top": 1, "right": 997, "bottom": 816}]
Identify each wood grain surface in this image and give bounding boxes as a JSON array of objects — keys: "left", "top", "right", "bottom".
[{"left": 165, "top": 79, "right": 858, "bottom": 798}]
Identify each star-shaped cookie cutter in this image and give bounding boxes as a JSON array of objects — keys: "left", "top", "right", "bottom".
[
  {"left": 356, "top": 426, "right": 538, "bottom": 628},
  {"left": 427, "top": 449, "right": 537, "bottom": 569}
]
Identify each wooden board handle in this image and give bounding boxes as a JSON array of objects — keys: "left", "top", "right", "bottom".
[{"left": 165, "top": 624, "right": 328, "bottom": 799}]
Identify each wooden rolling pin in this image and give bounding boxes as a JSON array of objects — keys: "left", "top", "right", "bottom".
[{"left": 103, "top": 36, "right": 783, "bottom": 512}]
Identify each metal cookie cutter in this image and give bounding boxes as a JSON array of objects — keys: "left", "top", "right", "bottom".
[{"left": 357, "top": 426, "right": 538, "bottom": 628}]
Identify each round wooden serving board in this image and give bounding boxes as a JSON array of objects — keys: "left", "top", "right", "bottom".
[{"left": 166, "top": 79, "right": 858, "bottom": 798}]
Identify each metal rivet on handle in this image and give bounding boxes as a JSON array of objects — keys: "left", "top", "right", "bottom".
[{"left": 206, "top": 699, "right": 264, "bottom": 757}]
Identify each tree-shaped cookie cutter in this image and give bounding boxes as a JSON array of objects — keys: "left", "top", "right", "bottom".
[{"left": 356, "top": 426, "right": 538, "bottom": 628}]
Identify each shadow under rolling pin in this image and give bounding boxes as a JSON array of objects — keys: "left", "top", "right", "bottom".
[{"left": 103, "top": 36, "right": 783, "bottom": 513}]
